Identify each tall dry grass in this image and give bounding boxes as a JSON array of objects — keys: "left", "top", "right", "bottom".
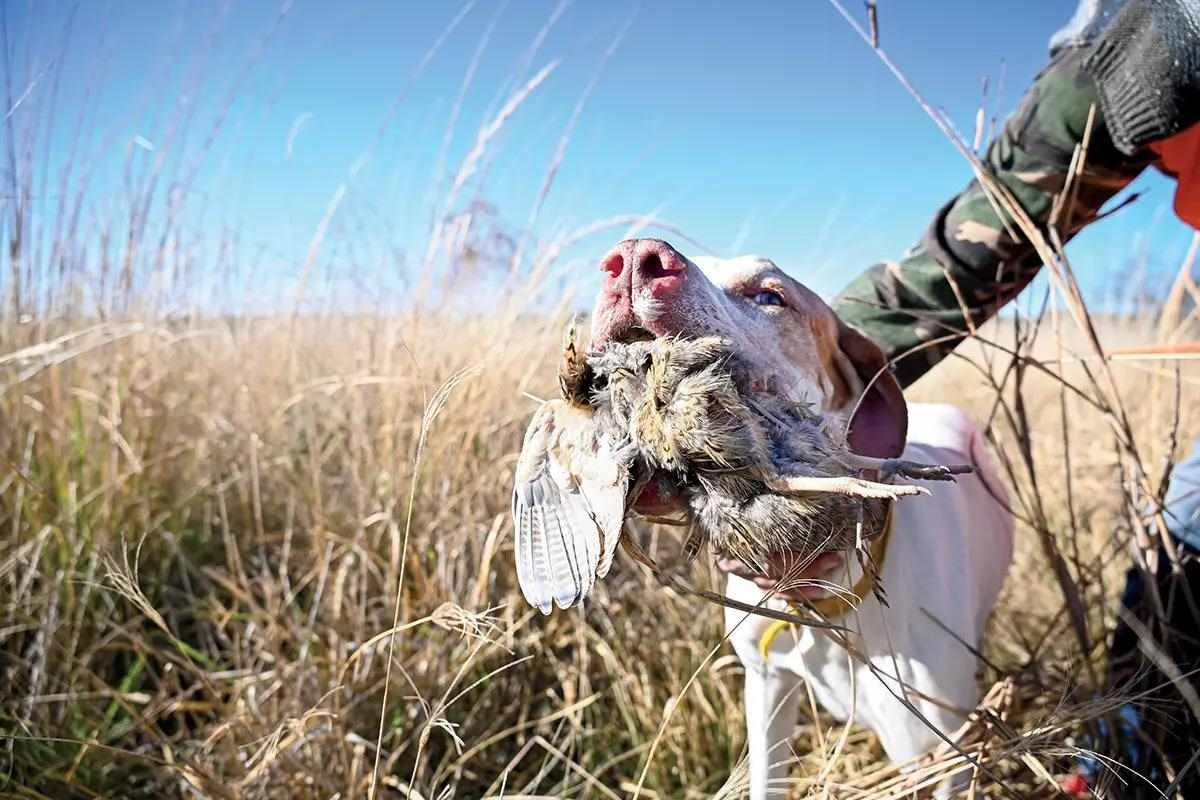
[
  {"left": 4, "top": 303, "right": 1199, "bottom": 799},
  {"left": 3, "top": 312, "right": 759, "bottom": 799},
  {"left": 4, "top": 3, "right": 1200, "bottom": 799}
]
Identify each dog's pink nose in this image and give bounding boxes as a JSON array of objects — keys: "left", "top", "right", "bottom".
[
  {"left": 592, "top": 239, "right": 692, "bottom": 347},
  {"left": 600, "top": 238, "right": 687, "bottom": 299}
]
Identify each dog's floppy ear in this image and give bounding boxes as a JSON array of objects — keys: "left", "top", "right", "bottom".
[{"left": 833, "top": 321, "right": 907, "bottom": 459}]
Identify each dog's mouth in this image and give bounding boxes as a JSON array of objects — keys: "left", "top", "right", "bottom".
[
  {"left": 598, "top": 323, "right": 657, "bottom": 349},
  {"left": 629, "top": 468, "right": 686, "bottom": 518}
]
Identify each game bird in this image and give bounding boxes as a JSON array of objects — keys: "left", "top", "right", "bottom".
[{"left": 511, "top": 323, "right": 966, "bottom": 614}]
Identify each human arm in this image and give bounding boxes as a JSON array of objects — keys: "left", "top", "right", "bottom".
[{"left": 833, "top": 45, "right": 1152, "bottom": 389}]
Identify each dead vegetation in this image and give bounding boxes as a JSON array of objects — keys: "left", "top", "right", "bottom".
[{"left": 2, "top": 303, "right": 1198, "bottom": 799}]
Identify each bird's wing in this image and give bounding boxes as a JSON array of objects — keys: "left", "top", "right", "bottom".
[{"left": 512, "top": 400, "right": 629, "bottom": 614}]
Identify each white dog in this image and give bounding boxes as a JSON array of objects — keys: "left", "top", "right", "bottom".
[{"left": 587, "top": 238, "right": 1014, "bottom": 799}]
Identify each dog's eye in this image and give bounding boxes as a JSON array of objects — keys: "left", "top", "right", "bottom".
[{"left": 750, "top": 290, "right": 785, "bottom": 307}]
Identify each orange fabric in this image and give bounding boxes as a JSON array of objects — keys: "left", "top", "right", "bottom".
[{"left": 1151, "top": 123, "right": 1200, "bottom": 231}]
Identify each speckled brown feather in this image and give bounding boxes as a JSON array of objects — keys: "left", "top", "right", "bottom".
[
  {"left": 512, "top": 333, "right": 960, "bottom": 613},
  {"left": 588, "top": 337, "right": 900, "bottom": 569},
  {"left": 558, "top": 318, "right": 592, "bottom": 408}
]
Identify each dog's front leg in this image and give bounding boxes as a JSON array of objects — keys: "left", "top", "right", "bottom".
[{"left": 744, "top": 658, "right": 802, "bottom": 800}]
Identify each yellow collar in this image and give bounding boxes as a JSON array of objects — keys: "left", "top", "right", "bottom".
[
  {"left": 805, "top": 503, "right": 894, "bottom": 618},
  {"left": 758, "top": 503, "right": 895, "bottom": 660}
]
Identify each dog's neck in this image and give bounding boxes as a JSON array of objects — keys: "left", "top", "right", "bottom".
[{"left": 804, "top": 503, "right": 893, "bottom": 617}]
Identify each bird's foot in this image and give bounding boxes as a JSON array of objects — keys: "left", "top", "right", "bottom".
[
  {"left": 841, "top": 453, "right": 974, "bottom": 483},
  {"left": 875, "top": 459, "right": 973, "bottom": 483},
  {"left": 767, "top": 474, "right": 928, "bottom": 500}
]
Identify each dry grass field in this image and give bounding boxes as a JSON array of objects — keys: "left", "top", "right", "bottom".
[
  {"left": 5, "top": 3, "right": 1200, "bottom": 797},
  {"left": 3, "top": 299, "right": 1199, "bottom": 798}
]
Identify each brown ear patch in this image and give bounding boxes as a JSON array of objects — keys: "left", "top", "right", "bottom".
[{"left": 836, "top": 322, "right": 907, "bottom": 459}]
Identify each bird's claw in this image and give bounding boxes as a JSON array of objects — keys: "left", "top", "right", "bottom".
[{"left": 873, "top": 459, "right": 974, "bottom": 483}]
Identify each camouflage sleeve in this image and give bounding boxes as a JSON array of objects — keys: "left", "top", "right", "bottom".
[{"left": 832, "top": 46, "right": 1155, "bottom": 389}]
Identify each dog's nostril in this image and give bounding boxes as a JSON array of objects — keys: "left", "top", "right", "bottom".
[
  {"left": 633, "top": 242, "right": 685, "bottom": 281},
  {"left": 639, "top": 253, "right": 665, "bottom": 279},
  {"left": 601, "top": 253, "right": 624, "bottom": 278}
]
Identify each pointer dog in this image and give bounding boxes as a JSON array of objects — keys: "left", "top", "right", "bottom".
[{"left": 588, "top": 239, "right": 1014, "bottom": 798}]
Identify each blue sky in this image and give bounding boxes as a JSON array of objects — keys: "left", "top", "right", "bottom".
[{"left": 8, "top": 0, "right": 1196, "bottom": 311}]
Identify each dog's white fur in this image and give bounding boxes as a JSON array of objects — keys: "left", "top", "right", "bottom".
[
  {"left": 726, "top": 404, "right": 1013, "bottom": 798},
  {"left": 589, "top": 240, "right": 1015, "bottom": 799}
]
